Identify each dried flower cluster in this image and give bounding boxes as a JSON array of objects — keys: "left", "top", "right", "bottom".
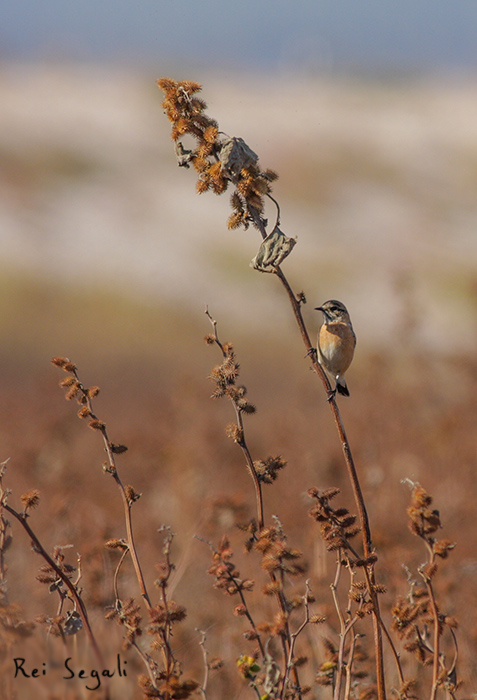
[
  {"left": 157, "top": 77, "right": 278, "bottom": 230},
  {"left": 308, "top": 487, "right": 361, "bottom": 554},
  {"left": 105, "top": 596, "right": 142, "bottom": 648},
  {"left": 391, "top": 484, "right": 459, "bottom": 697},
  {"left": 253, "top": 456, "right": 287, "bottom": 484},
  {"left": 206, "top": 527, "right": 316, "bottom": 699},
  {"left": 52, "top": 359, "right": 200, "bottom": 699},
  {"left": 208, "top": 535, "right": 256, "bottom": 600},
  {"left": 207, "top": 340, "right": 256, "bottom": 419}
]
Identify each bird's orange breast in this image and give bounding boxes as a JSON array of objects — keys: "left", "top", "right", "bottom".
[{"left": 318, "top": 322, "right": 356, "bottom": 375}]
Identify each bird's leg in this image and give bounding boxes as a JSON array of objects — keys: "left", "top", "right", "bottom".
[{"left": 305, "top": 347, "right": 317, "bottom": 361}]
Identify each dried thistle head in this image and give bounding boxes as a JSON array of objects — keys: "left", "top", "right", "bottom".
[
  {"left": 51, "top": 357, "right": 76, "bottom": 373},
  {"left": 407, "top": 483, "right": 442, "bottom": 538},
  {"left": 20, "top": 489, "right": 40, "bottom": 515},
  {"left": 124, "top": 485, "right": 141, "bottom": 507},
  {"left": 308, "top": 488, "right": 360, "bottom": 554},
  {"left": 105, "top": 538, "right": 128, "bottom": 551},
  {"left": 254, "top": 456, "right": 287, "bottom": 484}
]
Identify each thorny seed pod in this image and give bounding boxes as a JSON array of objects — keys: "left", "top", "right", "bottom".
[
  {"left": 20, "top": 489, "right": 40, "bottom": 512},
  {"left": 124, "top": 485, "right": 141, "bottom": 505},
  {"left": 412, "top": 485, "right": 433, "bottom": 507},
  {"left": 433, "top": 539, "right": 456, "bottom": 558},
  {"left": 234, "top": 604, "right": 247, "bottom": 616},
  {"left": 262, "top": 580, "right": 282, "bottom": 596},
  {"left": 51, "top": 356, "right": 69, "bottom": 368},
  {"left": 88, "top": 419, "right": 105, "bottom": 431},
  {"left": 420, "top": 561, "right": 438, "bottom": 581},
  {"left": 225, "top": 423, "right": 244, "bottom": 444},
  {"left": 65, "top": 383, "right": 81, "bottom": 401},
  {"left": 321, "top": 487, "right": 341, "bottom": 500},
  {"left": 105, "top": 538, "right": 128, "bottom": 550},
  {"left": 59, "top": 376, "right": 76, "bottom": 388},
  {"left": 309, "top": 614, "right": 326, "bottom": 624}
]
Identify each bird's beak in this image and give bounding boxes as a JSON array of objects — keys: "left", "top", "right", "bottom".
[{"left": 315, "top": 306, "right": 323, "bottom": 312}]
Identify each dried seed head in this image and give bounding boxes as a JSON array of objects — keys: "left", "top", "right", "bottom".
[
  {"left": 234, "top": 604, "right": 247, "bottom": 616},
  {"left": 433, "top": 539, "right": 456, "bottom": 558},
  {"left": 124, "top": 485, "right": 141, "bottom": 505},
  {"left": 51, "top": 357, "right": 69, "bottom": 368},
  {"left": 412, "top": 485, "right": 432, "bottom": 508},
  {"left": 225, "top": 423, "right": 243, "bottom": 444},
  {"left": 309, "top": 614, "right": 326, "bottom": 624},
  {"left": 420, "top": 561, "right": 438, "bottom": 581},
  {"left": 209, "top": 657, "right": 224, "bottom": 671},
  {"left": 20, "top": 489, "right": 40, "bottom": 511},
  {"left": 88, "top": 419, "right": 105, "bottom": 432},
  {"left": 196, "top": 178, "right": 209, "bottom": 194},
  {"left": 262, "top": 580, "right": 282, "bottom": 596},
  {"left": 105, "top": 538, "right": 128, "bottom": 550},
  {"left": 65, "top": 383, "right": 81, "bottom": 401}
]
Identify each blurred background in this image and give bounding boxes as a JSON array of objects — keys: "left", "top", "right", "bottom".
[{"left": 1, "top": 1, "right": 477, "bottom": 697}]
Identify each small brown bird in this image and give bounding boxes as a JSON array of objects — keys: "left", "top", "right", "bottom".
[{"left": 315, "top": 300, "right": 356, "bottom": 398}]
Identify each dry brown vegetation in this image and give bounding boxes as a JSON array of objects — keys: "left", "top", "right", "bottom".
[{"left": 0, "top": 71, "right": 476, "bottom": 700}]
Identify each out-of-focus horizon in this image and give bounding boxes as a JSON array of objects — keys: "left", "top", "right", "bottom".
[
  {"left": 2, "top": 2, "right": 477, "bottom": 357},
  {"left": 3, "top": 0, "right": 477, "bottom": 76}
]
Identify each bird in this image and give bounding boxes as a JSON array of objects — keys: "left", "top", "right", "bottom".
[{"left": 315, "top": 300, "right": 356, "bottom": 399}]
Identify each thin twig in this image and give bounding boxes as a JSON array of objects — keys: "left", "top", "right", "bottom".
[
  {"left": 70, "top": 368, "right": 152, "bottom": 609},
  {"left": 205, "top": 307, "right": 264, "bottom": 529},
  {"left": 196, "top": 628, "right": 210, "bottom": 700},
  {"left": 0, "top": 502, "right": 107, "bottom": 691},
  {"left": 281, "top": 580, "right": 312, "bottom": 700}
]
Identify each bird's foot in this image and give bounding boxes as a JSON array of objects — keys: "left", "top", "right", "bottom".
[{"left": 305, "top": 347, "right": 318, "bottom": 360}]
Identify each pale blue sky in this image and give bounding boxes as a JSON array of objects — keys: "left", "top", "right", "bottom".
[{"left": 2, "top": 0, "right": 477, "bottom": 75}]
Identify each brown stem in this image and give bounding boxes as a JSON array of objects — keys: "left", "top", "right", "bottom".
[
  {"left": 205, "top": 308, "right": 264, "bottom": 529},
  {"left": 2, "top": 503, "right": 108, "bottom": 696},
  {"left": 281, "top": 581, "right": 311, "bottom": 700},
  {"left": 247, "top": 204, "right": 385, "bottom": 698},
  {"left": 113, "top": 547, "right": 129, "bottom": 601},
  {"left": 75, "top": 373, "right": 152, "bottom": 609},
  {"left": 197, "top": 629, "right": 210, "bottom": 700},
  {"left": 425, "top": 578, "right": 440, "bottom": 700},
  {"left": 234, "top": 411, "right": 265, "bottom": 530}
]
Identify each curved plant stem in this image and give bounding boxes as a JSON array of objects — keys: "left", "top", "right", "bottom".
[{"left": 1, "top": 502, "right": 109, "bottom": 698}]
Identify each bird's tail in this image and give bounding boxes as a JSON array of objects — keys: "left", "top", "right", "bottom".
[{"left": 336, "top": 378, "right": 350, "bottom": 397}]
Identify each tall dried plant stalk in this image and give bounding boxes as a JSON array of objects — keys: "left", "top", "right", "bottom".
[{"left": 157, "top": 77, "right": 386, "bottom": 699}]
